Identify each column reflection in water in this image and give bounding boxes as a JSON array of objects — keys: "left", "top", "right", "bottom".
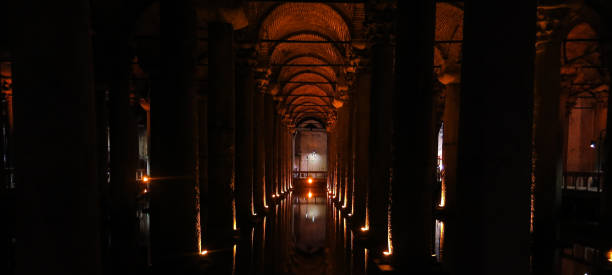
[
  {"left": 434, "top": 219, "right": 445, "bottom": 263},
  {"left": 207, "top": 187, "right": 371, "bottom": 274}
]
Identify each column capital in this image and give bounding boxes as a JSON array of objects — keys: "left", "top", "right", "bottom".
[
  {"left": 536, "top": 6, "right": 569, "bottom": 50},
  {"left": 325, "top": 111, "right": 337, "bottom": 132},
  {"left": 365, "top": 1, "right": 396, "bottom": 46},
  {"left": 254, "top": 65, "right": 271, "bottom": 94}
]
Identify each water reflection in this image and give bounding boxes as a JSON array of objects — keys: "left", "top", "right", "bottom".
[
  {"left": 202, "top": 187, "right": 372, "bottom": 274},
  {"left": 294, "top": 193, "right": 326, "bottom": 254}
]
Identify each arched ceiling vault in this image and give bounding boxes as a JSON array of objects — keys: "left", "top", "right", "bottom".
[
  {"left": 257, "top": 2, "right": 356, "bottom": 129},
  {"left": 562, "top": 21, "right": 610, "bottom": 102}
]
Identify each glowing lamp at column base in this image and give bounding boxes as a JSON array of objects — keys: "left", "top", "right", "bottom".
[
  {"left": 607, "top": 249, "right": 612, "bottom": 262},
  {"left": 200, "top": 250, "right": 208, "bottom": 256},
  {"left": 383, "top": 250, "right": 392, "bottom": 256},
  {"left": 142, "top": 176, "right": 149, "bottom": 183},
  {"left": 307, "top": 177, "right": 313, "bottom": 184},
  {"left": 360, "top": 226, "right": 369, "bottom": 232},
  {"left": 308, "top": 191, "right": 312, "bottom": 199}
]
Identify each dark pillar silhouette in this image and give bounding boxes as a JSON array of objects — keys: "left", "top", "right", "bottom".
[
  {"left": 456, "top": 2, "right": 536, "bottom": 274},
  {"left": 601, "top": 6, "right": 612, "bottom": 262},
  {"left": 533, "top": 7, "right": 565, "bottom": 274},
  {"left": 441, "top": 82, "right": 460, "bottom": 271},
  {"left": 253, "top": 89, "right": 267, "bottom": 211},
  {"left": 149, "top": 1, "right": 199, "bottom": 268},
  {"left": 236, "top": 49, "right": 255, "bottom": 227},
  {"left": 354, "top": 70, "right": 371, "bottom": 230},
  {"left": 93, "top": 1, "right": 140, "bottom": 272},
  {"left": 368, "top": 21, "right": 394, "bottom": 256},
  {"left": 264, "top": 94, "right": 275, "bottom": 202},
  {"left": 12, "top": 0, "right": 102, "bottom": 273},
  {"left": 206, "top": 21, "right": 236, "bottom": 247},
  {"left": 393, "top": 0, "right": 435, "bottom": 270}
]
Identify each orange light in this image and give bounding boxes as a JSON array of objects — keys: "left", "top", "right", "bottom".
[
  {"left": 272, "top": 194, "right": 276, "bottom": 198},
  {"left": 308, "top": 178, "right": 313, "bottom": 184},
  {"left": 143, "top": 188, "right": 148, "bottom": 194},
  {"left": 607, "top": 249, "right": 612, "bottom": 262},
  {"left": 200, "top": 250, "right": 208, "bottom": 256},
  {"left": 360, "top": 226, "right": 369, "bottom": 232},
  {"left": 142, "top": 176, "right": 149, "bottom": 183},
  {"left": 308, "top": 191, "right": 312, "bottom": 199},
  {"left": 383, "top": 250, "right": 392, "bottom": 256}
]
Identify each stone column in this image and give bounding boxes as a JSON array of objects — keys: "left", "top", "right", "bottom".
[
  {"left": 367, "top": 20, "right": 395, "bottom": 256},
  {"left": 236, "top": 48, "right": 255, "bottom": 226},
  {"left": 354, "top": 70, "right": 371, "bottom": 230},
  {"left": 205, "top": 21, "right": 235, "bottom": 247},
  {"left": 275, "top": 109, "right": 280, "bottom": 197},
  {"left": 286, "top": 127, "right": 290, "bottom": 192},
  {"left": 455, "top": 2, "right": 536, "bottom": 275},
  {"left": 532, "top": 7, "right": 566, "bottom": 275},
  {"left": 273, "top": 114, "right": 280, "bottom": 196},
  {"left": 601, "top": 6, "right": 612, "bottom": 260},
  {"left": 264, "top": 94, "right": 275, "bottom": 202},
  {"left": 149, "top": 1, "right": 199, "bottom": 268},
  {"left": 93, "top": 1, "right": 140, "bottom": 271},
  {"left": 336, "top": 108, "right": 345, "bottom": 206},
  {"left": 0, "top": 60, "right": 13, "bottom": 275},
  {"left": 285, "top": 130, "right": 290, "bottom": 191},
  {"left": 12, "top": 0, "right": 102, "bottom": 273},
  {"left": 253, "top": 87, "right": 267, "bottom": 212},
  {"left": 345, "top": 101, "right": 354, "bottom": 212},
  {"left": 440, "top": 82, "right": 460, "bottom": 271},
  {"left": 327, "top": 127, "right": 337, "bottom": 197},
  {"left": 392, "top": 0, "right": 435, "bottom": 270},
  {"left": 106, "top": 37, "right": 140, "bottom": 275},
  {"left": 197, "top": 93, "right": 209, "bottom": 248}
]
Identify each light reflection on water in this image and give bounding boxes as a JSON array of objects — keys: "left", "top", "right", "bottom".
[{"left": 204, "top": 188, "right": 371, "bottom": 275}]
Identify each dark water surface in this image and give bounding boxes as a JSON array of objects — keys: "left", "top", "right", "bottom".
[{"left": 202, "top": 188, "right": 368, "bottom": 275}]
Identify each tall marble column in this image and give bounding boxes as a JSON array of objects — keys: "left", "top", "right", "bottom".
[
  {"left": 440, "top": 82, "right": 460, "bottom": 271},
  {"left": 253, "top": 86, "right": 267, "bottom": 212},
  {"left": 392, "top": 0, "right": 435, "bottom": 270},
  {"left": 367, "top": 19, "right": 395, "bottom": 257},
  {"left": 344, "top": 101, "right": 354, "bottom": 211},
  {"left": 149, "top": 1, "right": 199, "bottom": 268},
  {"left": 354, "top": 70, "right": 371, "bottom": 230},
  {"left": 337, "top": 107, "right": 346, "bottom": 206},
  {"left": 455, "top": 2, "right": 536, "bottom": 275},
  {"left": 93, "top": 1, "right": 140, "bottom": 271},
  {"left": 533, "top": 7, "right": 566, "bottom": 275},
  {"left": 12, "top": 0, "right": 102, "bottom": 273},
  {"left": 601, "top": 5, "right": 612, "bottom": 261},
  {"left": 264, "top": 94, "right": 275, "bottom": 201},
  {"left": 236, "top": 47, "right": 255, "bottom": 226},
  {"left": 205, "top": 21, "right": 236, "bottom": 247}
]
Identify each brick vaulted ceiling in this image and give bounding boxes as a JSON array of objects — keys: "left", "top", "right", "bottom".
[{"left": 247, "top": 2, "right": 365, "bottom": 129}]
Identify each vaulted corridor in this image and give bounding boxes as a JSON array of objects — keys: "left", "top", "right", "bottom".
[{"left": 3, "top": 0, "right": 612, "bottom": 275}]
